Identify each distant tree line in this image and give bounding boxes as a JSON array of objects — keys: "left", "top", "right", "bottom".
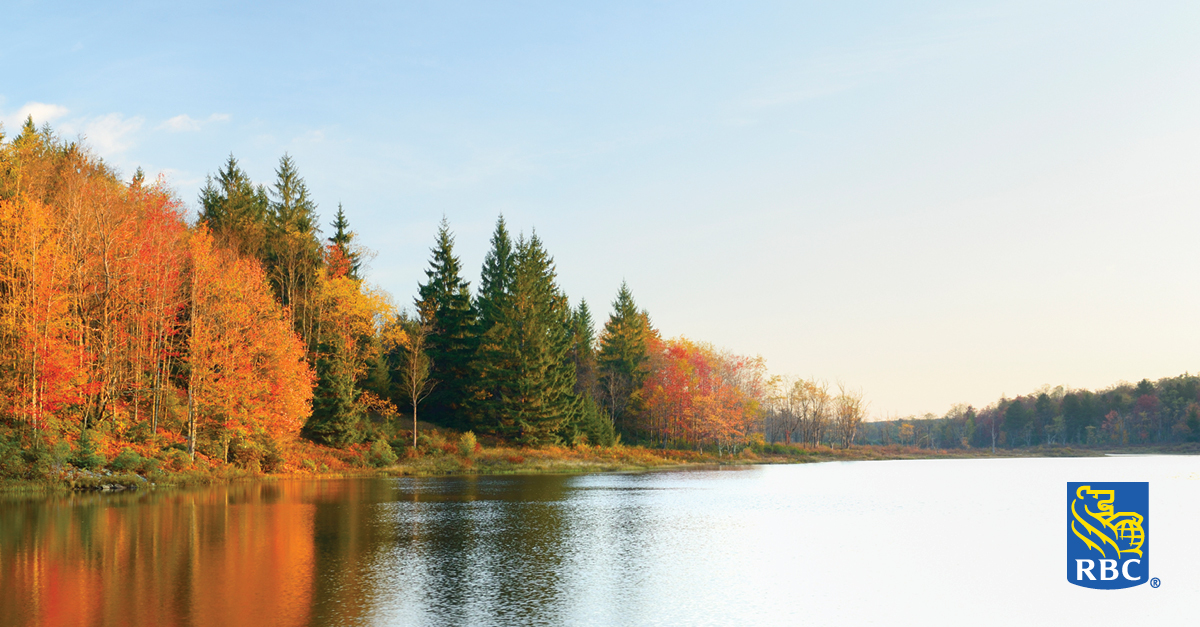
[
  {"left": 858, "top": 376, "right": 1200, "bottom": 450},
  {"left": 761, "top": 377, "right": 867, "bottom": 449}
]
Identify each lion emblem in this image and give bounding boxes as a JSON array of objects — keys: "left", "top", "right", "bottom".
[{"left": 1071, "top": 485, "right": 1145, "bottom": 558}]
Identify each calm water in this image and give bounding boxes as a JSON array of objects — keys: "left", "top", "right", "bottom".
[{"left": 3, "top": 457, "right": 1199, "bottom": 626}]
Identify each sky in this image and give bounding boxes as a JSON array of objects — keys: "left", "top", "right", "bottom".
[{"left": 3, "top": 1, "right": 1199, "bottom": 418}]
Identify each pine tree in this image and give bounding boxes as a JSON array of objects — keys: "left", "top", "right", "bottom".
[
  {"left": 472, "top": 216, "right": 516, "bottom": 429},
  {"left": 197, "top": 154, "right": 270, "bottom": 259},
  {"left": 415, "top": 219, "right": 478, "bottom": 429},
  {"left": 483, "top": 233, "right": 578, "bottom": 443},
  {"left": 597, "top": 282, "right": 656, "bottom": 437},
  {"left": 561, "top": 298, "right": 614, "bottom": 444},
  {"left": 570, "top": 299, "right": 598, "bottom": 399},
  {"left": 265, "top": 154, "right": 322, "bottom": 349},
  {"left": 269, "top": 154, "right": 319, "bottom": 235},
  {"left": 303, "top": 342, "right": 363, "bottom": 446},
  {"left": 328, "top": 203, "right": 361, "bottom": 279},
  {"left": 476, "top": 215, "right": 514, "bottom": 335}
]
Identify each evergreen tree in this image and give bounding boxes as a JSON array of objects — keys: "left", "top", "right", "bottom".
[
  {"left": 570, "top": 299, "right": 598, "bottom": 399},
  {"left": 303, "top": 342, "right": 363, "bottom": 446},
  {"left": 472, "top": 216, "right": 516, "bottom": 429},
  {"left": 482, "top": 233, "right": 578, "bottom": 443},
  {"left": 561, "top": 298, "right": 614, "bottom": 444},
  {"left": 198, "top": 154, "right": 270, "bottom": 258},
  {"left": 476, "top": 215, "right": 515, "bottom": 335},
  {"left": 265, "top": 154, "right": 322, "bottom": 348},
  {"left": 415, "top": 219, "right": 478, "bottom": 429},
  {"left": 328, "top": 203, "right": 361, "bottom": 279},
  {"left": 1004, "top": 400, "right": 1032, "bottom": 447},
  {"left": 269, "top": 154, "right": 319, "bottom": 234},
  {"left": 1034, "top": 393, "right": 1054, "bottom": 441},
  {"left": 597, "top": 282, "right": 655, "bottom": 437}
]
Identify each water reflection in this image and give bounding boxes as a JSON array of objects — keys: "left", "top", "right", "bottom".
[
  {"left": 0, "top": 475, "right": 591, "bottom": 627},
  {"left": 6, "top": 459, "right": 1197, "bottom": 626},
  {"left": 0, "top": 482, "right": 328, "bottom": 626}
]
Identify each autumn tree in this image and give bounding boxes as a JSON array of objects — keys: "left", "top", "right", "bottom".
[
  {"left": 184, "top": 227, "right": 314, "bottom": 460},
  {"left": 764, "top": 376, "right": 804, "bottom": 445},
  {"left": 0, "top": 130, "right": 90, "bottom": 436},
  {"left": 832, "top": 384, "right": 866, "bottom": 448},
  {"left": 642, "top": 338, "right": 765, "bottom": 453},
  {"left": 392, "top": 311, "right": 435, "bottom": 448},
  {"left": 303, "top": 248, "right": 394, "bottom": 446},
  {"left": 795, "top": 378, "right": 831, "bottom": 447}
]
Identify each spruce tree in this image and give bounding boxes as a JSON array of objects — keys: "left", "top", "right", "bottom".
[
  {"left": 415, "top": 219, "right": 478, "bottom": 429},
  {"left": 303, "top": 343, "right": 363, "bottom": 446},
  {"left": 570, "top": 299, "right": 598, "bottom": 399},
  {"left": 597, "top": 282, "right": 655, "bottom": 437},
  {"left": 269, "top": 154, "right": 319, "bottom": 235},
  {"left": 484, "top": 233, "right": 578, "bottom": 443},
  {"left": 563, "top": 299, "right": 615, "bottom": 445},
  {"left": 328, "top": 203, "right": 361, "bottom": 279},
  {"left": 472, "top": 216, "right": 516, "bottom": 429},
  {"left": 476, "top": 215, "right": 515, "bottom": 335},
  {"left": 197, "top": 154, "right": 270, "bottom": 259},
  {"left": 265, "top": 154, "right": 323, "bottom": 349}
]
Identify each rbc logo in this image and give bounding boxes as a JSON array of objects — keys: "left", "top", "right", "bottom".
[{"left": 1067, "top": 482, "right": 1149, "bottom": 589}]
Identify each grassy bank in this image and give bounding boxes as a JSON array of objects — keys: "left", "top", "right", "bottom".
[{"left": 7, "top": 430, "right": 1199, "bottom": 495}]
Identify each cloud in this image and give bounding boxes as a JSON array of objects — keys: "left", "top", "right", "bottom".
[
  {"left": 69, "top": 113, "right": 144, "bottom": 155},
  {"left": 157, "top": 112, "right": 231, "bottom": 132},
  {"left": 160, "top": 114, "right": 201, "bottom": 132},
  {"left": 1, "top": 102, "right": 145, "bottom": 159},
  {"left": 1, "top": 101, "right": 70, "bottom": 130}
]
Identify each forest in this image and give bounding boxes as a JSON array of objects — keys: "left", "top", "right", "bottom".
[
  {"left": 849, "top": 375, "right": 1200, "bottom": 451},
  {"left": 2, "top": 119, "right": 1195, "bottom": 484},
  {"left": 0, "top": 119, "right": 775, "bottom": 480}
]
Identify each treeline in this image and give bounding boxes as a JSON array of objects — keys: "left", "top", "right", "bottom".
[
  {"left": 0, "top": 119, "right": 389, "bottom": 471},
  {"left": 0, "top": 120, "right": 772, "bottom": 477},
  {"left": 859, "top": 375, "right": 1200, "bottom": 450},
  {"left": 760, "top": 378, "right": 868, "bottom": 448},
  {"left": 380, "top": 217, "right": 768, "bottom": 452}
]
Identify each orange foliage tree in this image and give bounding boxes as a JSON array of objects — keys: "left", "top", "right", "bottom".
[
  {"left": 184, "top": 227, "right": 314, "bottom": 460},
  {"left": 1, "top": 121, "right": 315, "bottom": 468},
  {"left": 640, "top": 337, "right": 766, "bottom": 453}
]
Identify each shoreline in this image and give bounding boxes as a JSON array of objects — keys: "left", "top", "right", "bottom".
[{"left": 7, "top": 442, "right": 1192, "bottom": 495}]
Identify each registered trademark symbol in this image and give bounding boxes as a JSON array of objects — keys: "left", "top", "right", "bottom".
[{"left": 1150, "top": 578, "right": 1161, "bottom": 588}]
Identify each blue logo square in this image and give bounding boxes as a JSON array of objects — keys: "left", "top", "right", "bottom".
[{"left": 1067, "top": 482, "right": 1149, "bottom": 589}]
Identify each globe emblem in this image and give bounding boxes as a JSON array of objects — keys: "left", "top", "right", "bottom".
[
  {"left": 1111, "top": 517, "right": 1144, "bottom": 553},
  {"left": 1070, "top": 486, "right": 1145, "bottom": 559}
]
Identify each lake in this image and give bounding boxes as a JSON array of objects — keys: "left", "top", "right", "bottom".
[{"left": 2, "top": 456, "right": 1198, "bottom": 626}]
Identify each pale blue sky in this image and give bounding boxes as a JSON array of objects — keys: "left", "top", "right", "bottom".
[{"left": 4, "top": 1, "right": 1199, "bottom": 417}]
